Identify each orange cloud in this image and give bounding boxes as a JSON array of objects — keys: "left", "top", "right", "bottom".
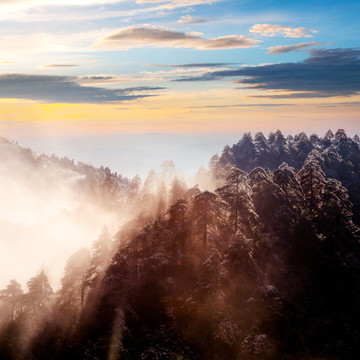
[
  {"left": 249, "top": 24, "right": 318, "bottom": 38},
  {"left": 97, "top": 26, "right": 258, "bottom": 50}
]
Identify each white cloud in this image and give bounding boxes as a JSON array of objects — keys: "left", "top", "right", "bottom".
[
  {"left": 40, "top": 64, "right": 78, "bottom": 68},
  {"left": 77, "top": 66, "right": 229, "bottom": 84},
  {"left": 0, "top": 0, "right": 218, "bottom": 23},
  {"left": 249, "top": 24, "right": 318, "bottom": 38},
  {"left": 267, "top": 41, "right": 323, "bottom": 54},
  {"left": 178, "top": 14, "right": 210, "bottom": 23},
  {"left": 136, "top": 0, "right": 218, "bottom": 10},
  {"left": 0, "top": 0, "right": 126, "bottom": 12},
  {"left": 95, "top": 26, "right": 258, "bottom": 50},
  {"left": 0, "top": 30, "right": 108, "bottom": 60}
]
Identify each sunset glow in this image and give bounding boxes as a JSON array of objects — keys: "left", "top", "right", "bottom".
[{"left": 0, "top": 0, "right": 358, "bottom": 144}]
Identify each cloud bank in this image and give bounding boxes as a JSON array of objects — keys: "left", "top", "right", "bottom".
[
  {"left": 178, "top": 15, "right": 211, "bottom": 24},
  {"left": 136, "top": 0, "right": 219, "bottom": 9},
  {"left": 0, "top": 73, "right": 164, "bottom": 103},
  {"left": 174, "top": 48, "right": 360, "bottom": 98},
  {"left": 41, "top": 64, "right": 78, "bottom": 68},
  {"left": 267, "top": 42, "right": 323, "bottom": 54},
  {"left": 97, "top": 26, "right": 258, "bottom": 50},
  {"left": 0, "top": 0, "right": 123, "bottom": 13},
  {"left": 150, "top": 62, "right": 239, "bottom": 68},
  {"left": 249, "top": 24, "right": 318, "bottom": 38}
]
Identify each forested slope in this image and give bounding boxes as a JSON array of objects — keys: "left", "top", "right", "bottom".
[{"left": 0, "top": 130, "right": 359, "bottom": 360}]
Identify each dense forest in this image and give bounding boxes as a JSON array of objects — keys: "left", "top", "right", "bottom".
[{"left": 1, "top": 129, "right": 360, "bottom": 360}]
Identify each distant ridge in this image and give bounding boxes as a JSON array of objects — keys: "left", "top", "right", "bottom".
[{"left": 213, "top": 129, "right": 360, "bottom": 223}]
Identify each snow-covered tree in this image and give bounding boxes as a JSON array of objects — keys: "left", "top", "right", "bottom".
[
  {"left": 191, "top": 191, "right": 229, "bottom": 252},
  {"left": 254, "top": 132, "right": 270, "bottom": 155},
  {"left": 323, "top": 129, "right": 334, "bottom": 146},
  {"left": 273, "top": 163, "right": 306, "bottom": 216},
  {"left": 353, "top": 134, "right": 360, "bottom": 145},
  {"left": 169, "top": 177, "right": 186, "bottom": 204},
  {"left": 86, "top": 226, "right": 113, "bottom": 288},
  {"left": 216, "top": 167, "right": 258, "bottom": 236},
  {"left": 297, "top": 157, "right": 327, "bottom": 212},
  {"left": 26, "top": 270, "right": 53, "bottom": 320},
  {"left": 102, "top": 251, "right": 131, "bottom": 310},
  {"left": 233, "top": 132, "right": 256, "bottom": 171},
  {"left": 0, "top": 280, "right": 23, "bottom": 322},
  {"left": 59, "top": 248, "right": 91, "bottom": 311}
]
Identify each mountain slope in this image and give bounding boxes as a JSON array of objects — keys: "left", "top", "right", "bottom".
[{"left": 0, "top": 130, "right": 360, "bottom": 360}]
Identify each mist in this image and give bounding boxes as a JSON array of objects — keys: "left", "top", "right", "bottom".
[
  {"left": 0, "top": 138, "right": 128, "bottom": 290},
  {"left": 14, "top": 133, "right": 242, "bottom": 178},
  {"left": 0, "top": 135, "right": 218, "bottom": 292}
]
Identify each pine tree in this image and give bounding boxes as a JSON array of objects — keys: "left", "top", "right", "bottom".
[
  {"left": 59, "top": 248, "right": 91, "bottom": 312},
  {"left": 97, "top": 252, "right": 131, "bottom": 334},
  {"left": 232, "top": 133, "right": 256, "bottom": 171},
  {"left": 293, "top": 132, "right": 314, "bottom": 163},
  {"left": 274, "top": 130, "right": 286, "bottom": 151},
  {"left": 322, "top": 179, "right": 353, "bottom": 223},
  {"left": 219, "top": 145, "right": 235, "bottom": 167},
  {"left": 26, "top": 270, "right": 53, "bottom": 320},
  {"left": 324, "top": 129, "right": 334, "bottom": 142},
  {"left": 216, "top": 167, "right": 257, "bottom": 236},
  {"left": 129, "top": 175, "right": 142, "bottom": 198},
  {"left": 319, "top": 178, "right": 358, "bottom": 255},
  {"left": 167, "top": 198, "right": 188, "bottom": 255},
  {"left": 169, "top": 177, "right": 186, "bottom": 204},
  {"left": 309, "top": 133, "right": 321, "bottom": 145},
  {"left": 102, "top": 173, "right": 118, "bottom": 193},
  {"left": 269, "top": 130, "right": 288, "bottom": 167},
  {"left": 86, "top": 226, "right": 112, "bottom": 288},
  {"left": 191, "top": 191, "right": 229, "bottom": 253},
  {"left": 143, "top": 169, "right": 158, "bottom": 194},
  {"left": 0, "top": 280, "right": 23, "bottom": 322},
  {"left": 297, "top": 157, "right": 327, "bottom": 212},
  {"left": 254, "top": 132, "right": 270, "bottom": 154},
  {"left": 273, "top": 163, "right": 306, "bottom": 217}
]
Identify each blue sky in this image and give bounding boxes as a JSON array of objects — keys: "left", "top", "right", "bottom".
[
  {"left": 1, "top": 0, "right": 359, "bottom": 79},
  {"left": 0, "top": 0, "right": 359, "bottom": 175}
]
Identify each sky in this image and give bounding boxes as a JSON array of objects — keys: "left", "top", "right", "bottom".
[{"left": 0, "top": 0, "right": 360, "bottom": 175}]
